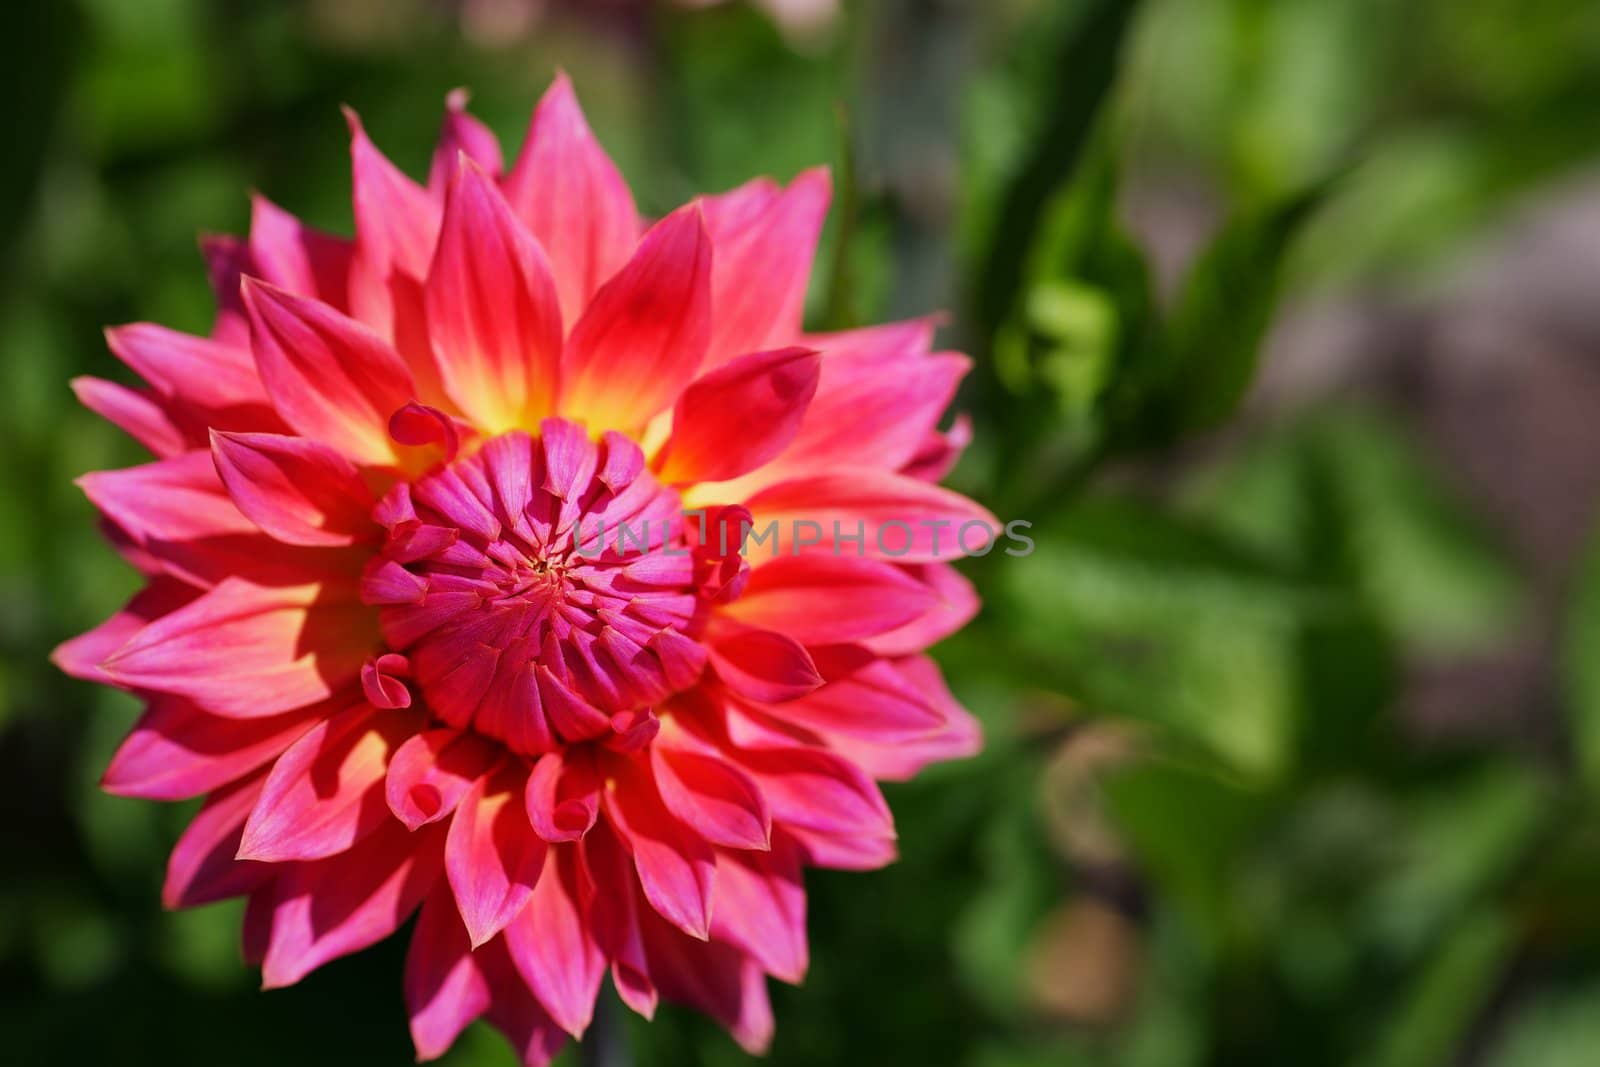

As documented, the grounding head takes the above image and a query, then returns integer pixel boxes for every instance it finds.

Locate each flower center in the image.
[359,419,716,755]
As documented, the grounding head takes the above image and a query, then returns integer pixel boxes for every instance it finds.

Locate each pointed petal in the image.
[427,89,504,197]
[504,846,605,1037]
[581,824,658,1019]
[238,702,425,861]
[560,206,712,434]
[447,765,548,946]
[70,376,188,457]
[736,743,894,839]
[426,159,562,431]
[212,431,377,546]
[249,193,353,310]
[243,278,417,466]
[650,743,771,851]
[860,561,979,656]
[104,323,280,432]
[602,759,715,941]
[658,347,820,484]
[744,469,999,562]
[52,577,200,685]
[641,918,774,1054]
[478,939,571,1067]
[405,885,492,1062]
[524,749,601,843]
[781,351,969,475]
[720,554,936,645]
[103,696,322,801]
[700,168,830,368]
[707,625,823,703]
[503,73,638,325]
[162,770,274,908]
[100,578,377,718]
[711,839,808,983]
[259,818,446,988]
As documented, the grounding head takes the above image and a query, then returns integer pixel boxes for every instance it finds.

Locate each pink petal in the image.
[211,431,377,547]
[77,451,302,589]
[386,727,500,830]
[707,625,823,703]
[804,316,938,361]
[478,939,571,1067]
[711,839,808,984]
[580,824,658,1018]
[52,577,200,685]
[70,376,188,457]
[100,577,378,718]
[504,846,605,1037]
[162,770,274,908]
[502,73,638,326]
[447,764,548,946]
[243,278,418,466]
[650,743,771,851]
[658,346,820,484]
[641,917,774,1055]
[248,193,353,311]
[560,205,712,434]
[104,323,281,433]
[524,748,601,843]
[405,885,491,1062]
[258,818,446,988]
[744,469,999,562]
[427,89,504,197]
[603,758,715,941]
[425,158,562,431]
[781,351,969,475]
[199,232,254,347]
[699,168,831,368]
[860,561,979,655]
[735,743,894,839]
[238,701,425,861]
[743,651,946,742]
[785,824,898,871]
[720,554,936,645]
[103,695,322,801]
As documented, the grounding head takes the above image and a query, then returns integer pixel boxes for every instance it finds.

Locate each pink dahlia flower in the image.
[57,76,986,1063]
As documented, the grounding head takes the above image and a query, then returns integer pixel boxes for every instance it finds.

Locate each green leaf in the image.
[1162,178,1333,433]
[1565,518,1600,788]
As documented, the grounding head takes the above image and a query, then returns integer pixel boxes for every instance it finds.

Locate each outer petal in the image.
[504,846,605,1038]
[77,451,301,589]
[52,577,200,685]
[427,89,504,197]
[102,696,322,801]
[657,347,820,484]
[641,918,775,1055]
[719,554,937,645]
[479,939,571,1067]
[560,206,712,434]
[162,770,274,908]
[744,469,999,562]
[211,431,377,547]
[447,764,548,946]
[248,193,353,311]
[100,578,378,718]
[258,818,446,988]
[425,159,562,432]
[707,625,824,704]
[860,562,979,656]
[650,742,771,851]
[742,651,946,742]
[406,884,492,1062]
[711,840,808,984]
[733,742,895,840]
[104,323,281,434]
[70,376,188,458]
[243,279,417,466]
[503,72,638,326]
[699,169,831,368]
[237,701,425,862]
[603,758,715,941]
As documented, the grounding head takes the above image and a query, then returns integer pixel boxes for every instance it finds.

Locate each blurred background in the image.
[6,0,1600,1063]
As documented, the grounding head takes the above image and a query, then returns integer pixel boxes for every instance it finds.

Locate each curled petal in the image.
[385,727,500,830]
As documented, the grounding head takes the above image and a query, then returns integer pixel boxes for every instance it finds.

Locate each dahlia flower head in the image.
[56,76,987,1063]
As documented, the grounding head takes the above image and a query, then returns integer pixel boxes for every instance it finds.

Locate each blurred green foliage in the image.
[7,1,1600,1065]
